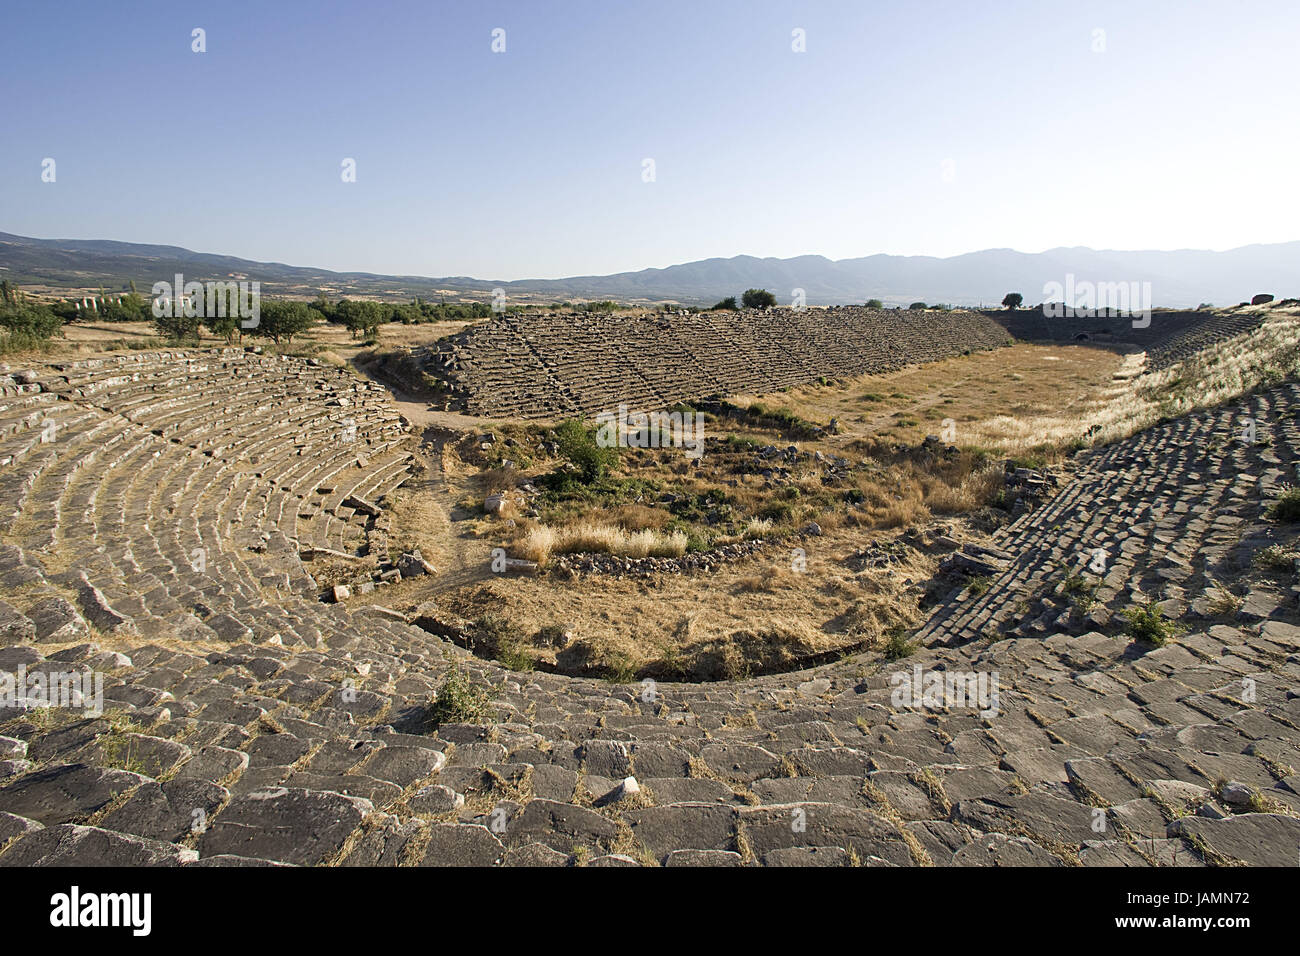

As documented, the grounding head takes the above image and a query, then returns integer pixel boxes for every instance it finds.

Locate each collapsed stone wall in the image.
[423,307,1012,419]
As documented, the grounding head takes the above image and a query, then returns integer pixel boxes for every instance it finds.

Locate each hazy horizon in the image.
[9,228,1300,284]
[4,0,1298,280]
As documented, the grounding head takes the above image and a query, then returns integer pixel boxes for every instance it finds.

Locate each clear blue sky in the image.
[3,0,1297,280]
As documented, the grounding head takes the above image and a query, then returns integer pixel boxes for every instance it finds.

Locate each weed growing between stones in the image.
[882,628,916,661]
[469,615,535,672]
[426,667,490,727]
[1253,544,1297,573]
[1268,487,1300,522]
[1121,601,1185,647]
[1202,583,1243,617]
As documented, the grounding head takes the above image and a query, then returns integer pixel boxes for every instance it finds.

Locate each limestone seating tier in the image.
[425,307,1012,419]
[0,350,1297,866]
[984,309,1267,371]
[0,349,412,647]
[916,383,1300,648]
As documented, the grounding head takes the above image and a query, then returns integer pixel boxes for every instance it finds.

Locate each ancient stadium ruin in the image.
[0,305,1298,867]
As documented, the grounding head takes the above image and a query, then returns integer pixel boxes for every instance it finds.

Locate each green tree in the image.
[0,283,64,343]
[50,299,81,323]
[103,292,148,322]
[205,313,243,344]
[742,288,777,309]
[908,301,928,310]
[152,307,202,343]
[310,294,333,319]
[334,299,386,339]
[711,296,738,311]
[0,299,63,339]
[1001,292,1023,310]
[865,299,883,308]
[254,300,317,346]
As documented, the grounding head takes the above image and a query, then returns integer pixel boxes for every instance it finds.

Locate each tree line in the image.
[0,280,501,349]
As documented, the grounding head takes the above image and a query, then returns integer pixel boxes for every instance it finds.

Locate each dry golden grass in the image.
[422,515,945,680]
[385,483,448,565]
[916,462,1005,514]
[953,315,1300,452]
[1090,316,1300,445]
[669,616,834,681]
[733,342,1123,453]
[609,504,671,532]
[511,521,689,565]
[734,566,796,593]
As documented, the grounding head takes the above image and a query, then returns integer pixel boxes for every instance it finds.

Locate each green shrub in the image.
[1061,572,1089,595]
[1006,451,1048,471]
[1122,601,1184,647]
[1253,544,1296,573]
[1268,488,1300,522]
[470,615,534,670]
[426,667,490,726]
[554,418,619,484]
[758,501,796,524]
[532,624,568,647]
[0,300,63,340]
[882,629,916,660]
[0,331,57,356]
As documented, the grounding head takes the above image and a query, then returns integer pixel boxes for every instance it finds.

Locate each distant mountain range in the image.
[1,231,1295,308]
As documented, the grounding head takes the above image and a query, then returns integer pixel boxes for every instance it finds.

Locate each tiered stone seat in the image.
[0,351,412,644]
[1,343,1298,867]
[984,308,1267,370]
[916,382,1300,648]
[428,307,1013,419]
